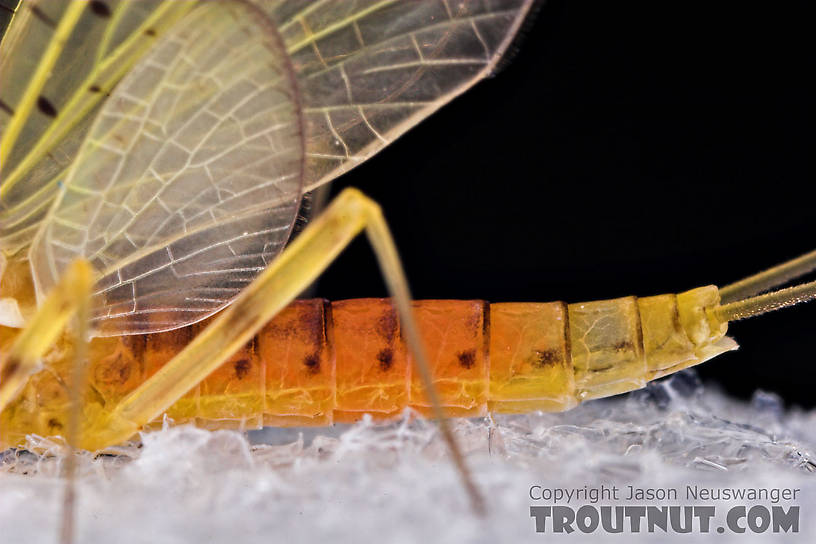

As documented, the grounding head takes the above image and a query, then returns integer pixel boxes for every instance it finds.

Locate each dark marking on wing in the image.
[90,1,112,18]
[457,349,476,369]
[29,4,56,28]
[0,99,14,115]
[37,96,57,117]
[376,349,394,372]
[233,359,251,380]
[145,28,157,37]
[303,353,320,374]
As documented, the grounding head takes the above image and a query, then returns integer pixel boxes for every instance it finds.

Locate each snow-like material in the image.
[1,372,813,543]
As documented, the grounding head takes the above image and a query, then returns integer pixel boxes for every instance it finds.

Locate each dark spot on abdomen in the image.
[299,307,326,348]
[48,418,63,431]
[530,349,561,369]
[145,28,157,37]
[375,309,398,343]
[233,359,251,380]
[457,350,476,369]
[613,341,634,352]
[376,349,394,372]
[303,353,320,374]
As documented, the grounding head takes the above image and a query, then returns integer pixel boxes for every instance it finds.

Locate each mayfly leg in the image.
[85,187,486,515]
[59,270,91,544]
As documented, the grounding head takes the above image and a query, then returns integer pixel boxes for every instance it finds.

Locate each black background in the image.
[312,1,814,407]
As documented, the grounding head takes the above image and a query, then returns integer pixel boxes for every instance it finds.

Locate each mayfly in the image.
[0,0,815,524]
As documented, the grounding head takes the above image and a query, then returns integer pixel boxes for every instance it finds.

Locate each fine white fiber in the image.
[1,371,814,543]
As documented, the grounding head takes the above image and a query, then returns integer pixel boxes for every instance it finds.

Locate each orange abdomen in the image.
[82,289,730,429]
[84,298,573,427]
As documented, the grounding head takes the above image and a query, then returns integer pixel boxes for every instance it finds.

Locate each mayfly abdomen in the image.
[0,288,738,445]
[566,287,734,402]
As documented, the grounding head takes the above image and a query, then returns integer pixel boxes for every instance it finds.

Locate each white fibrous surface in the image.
[1,371,814,543]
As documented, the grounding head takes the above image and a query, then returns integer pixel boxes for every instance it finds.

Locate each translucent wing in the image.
[3,0,532,337]
[264,0,535,189]
[25,2,303,334]
[0,0,193,252]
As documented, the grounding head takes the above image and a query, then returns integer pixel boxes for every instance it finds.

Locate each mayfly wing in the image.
[26,1,304,335]
[0,0,193,253]
[265,0,536,190]
[5,0,534,337]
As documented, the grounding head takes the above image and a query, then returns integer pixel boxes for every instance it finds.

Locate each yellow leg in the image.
[0,259,93,413]
[59,278,91,544]
[84,188,485,514]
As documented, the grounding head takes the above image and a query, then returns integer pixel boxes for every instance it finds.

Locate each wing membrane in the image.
[4,0,532,336]
[264,0,535,189]
[0,0,192,253]
[28,2,303,335]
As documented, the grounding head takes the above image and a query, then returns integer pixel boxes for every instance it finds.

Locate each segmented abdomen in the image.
[81,289,731,429]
